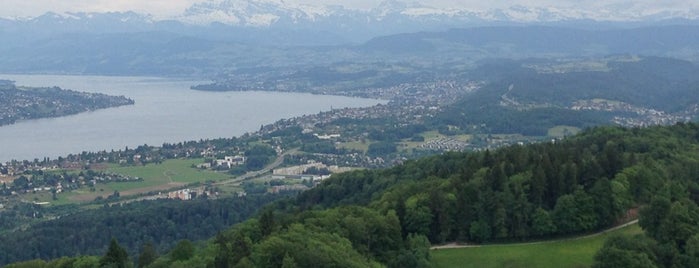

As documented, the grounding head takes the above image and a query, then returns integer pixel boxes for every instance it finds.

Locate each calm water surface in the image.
[0,75,382,162]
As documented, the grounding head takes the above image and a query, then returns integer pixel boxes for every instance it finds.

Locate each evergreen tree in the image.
[214,233,232,268]
[281,253,297,268]
[230,231,253,265]
[137,241,157,268]
[170,240,195,262]
[100,238,129,268]
[593,235,657,268]
[259,209,275,237]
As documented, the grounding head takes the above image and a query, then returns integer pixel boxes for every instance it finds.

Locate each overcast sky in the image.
[1,0,696,19]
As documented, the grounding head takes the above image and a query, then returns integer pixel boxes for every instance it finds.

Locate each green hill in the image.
[433,57,699,136]
[158,123,699,267]
[7,123,699,267]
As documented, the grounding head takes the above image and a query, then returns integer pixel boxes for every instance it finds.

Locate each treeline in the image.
[594,194,699,267]
[593,155,699,266]
[4,207,429,268]
[0,193,290,266]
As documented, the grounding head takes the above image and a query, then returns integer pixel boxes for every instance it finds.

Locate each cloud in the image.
[1,0,696,19]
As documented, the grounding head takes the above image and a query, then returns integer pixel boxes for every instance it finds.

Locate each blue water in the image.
[0,75,382,162]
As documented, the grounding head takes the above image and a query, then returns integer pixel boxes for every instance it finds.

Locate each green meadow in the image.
[106,158,231,185]
[432,224,642,268]
[31,159,234,204]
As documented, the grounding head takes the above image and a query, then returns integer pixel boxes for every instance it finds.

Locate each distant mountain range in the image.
[2,0,699,76]
[2,0,699,45]
[178,0,699,26]
[361,25,699,56]
[2,24,699,76]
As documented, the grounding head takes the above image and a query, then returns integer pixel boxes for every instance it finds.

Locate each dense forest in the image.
[0,193,291,266]
[6,123,699,267]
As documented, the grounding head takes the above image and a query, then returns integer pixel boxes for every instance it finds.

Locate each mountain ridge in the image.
[3,0,699,44]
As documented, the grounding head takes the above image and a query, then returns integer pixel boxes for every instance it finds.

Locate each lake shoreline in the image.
[0,74,383,163]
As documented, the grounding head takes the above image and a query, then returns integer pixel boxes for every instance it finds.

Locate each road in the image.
[215,148,298,185]
[431,219,639,250]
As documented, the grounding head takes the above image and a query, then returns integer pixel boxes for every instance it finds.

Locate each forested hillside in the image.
[434,57,699,136]
[0,194,290,266]
[225,123,698,267]
[8,123,699,267]
[298,123,699,244]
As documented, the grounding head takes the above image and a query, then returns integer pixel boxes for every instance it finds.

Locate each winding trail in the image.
[431,219,639,250]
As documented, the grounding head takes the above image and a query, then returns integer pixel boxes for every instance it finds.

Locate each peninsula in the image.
[0,79,134,126]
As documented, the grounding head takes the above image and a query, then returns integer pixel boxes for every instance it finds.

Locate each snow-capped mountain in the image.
[23,11,154,30]
[1,0,699,77]
[179,0,338,26]
[0,11,159,39]
[3,0,699,29]
[177,0,699,27]
[2,0,699,47]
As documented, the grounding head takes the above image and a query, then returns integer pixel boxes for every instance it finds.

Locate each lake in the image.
[0,75,383,162]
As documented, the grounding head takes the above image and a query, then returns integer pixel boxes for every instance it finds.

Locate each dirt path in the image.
[431,219,639,250]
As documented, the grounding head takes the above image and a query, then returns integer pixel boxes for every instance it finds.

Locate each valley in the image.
[2,2,699,267]
[1,57,699,268]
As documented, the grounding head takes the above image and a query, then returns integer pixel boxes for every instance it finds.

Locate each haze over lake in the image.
[0,75,383,162]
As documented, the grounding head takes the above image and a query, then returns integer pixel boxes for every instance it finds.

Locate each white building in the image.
[215,155,246,169]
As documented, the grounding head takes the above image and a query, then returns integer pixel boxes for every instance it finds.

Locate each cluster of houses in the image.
[197,155,247,170]
[313,133,341,140]
[271,161,351,182]
[216,155,246,169]
[417,137,470,151]
[166,187,214,201]
[571,99,691,127]
[269,184,309,194]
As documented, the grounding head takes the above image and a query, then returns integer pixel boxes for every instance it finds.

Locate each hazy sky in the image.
[1,0,695,19]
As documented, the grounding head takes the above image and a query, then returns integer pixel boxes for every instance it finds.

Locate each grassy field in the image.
[421,130,446,140]
[338,141,370,153]
[24,191,75,206]
[107,158,231,185]
[432,224,642,268]
[31,159,234,204]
